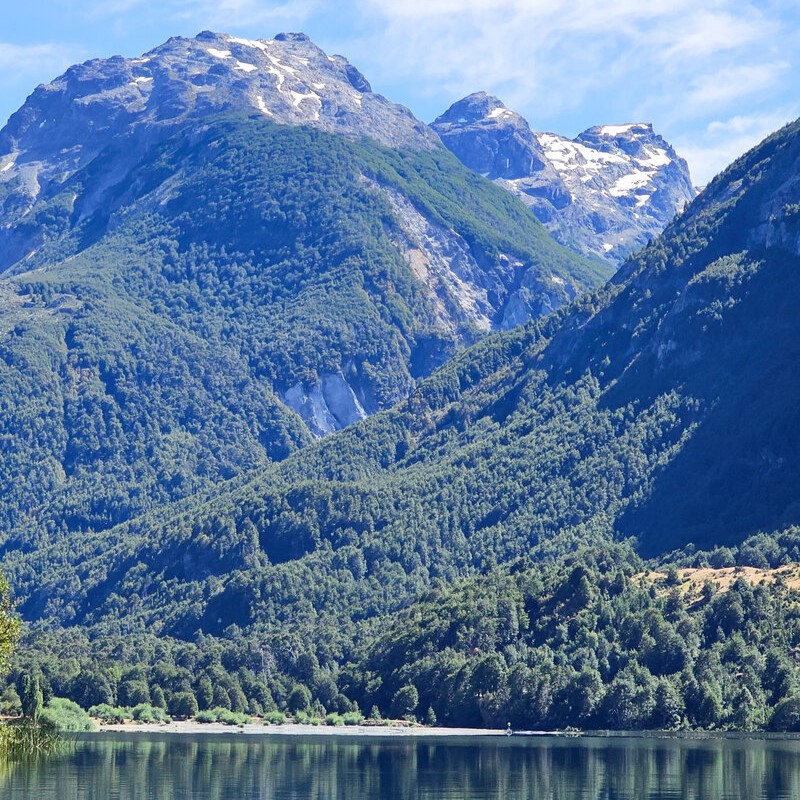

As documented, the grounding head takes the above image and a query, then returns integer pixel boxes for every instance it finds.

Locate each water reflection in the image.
[2,732,800,799]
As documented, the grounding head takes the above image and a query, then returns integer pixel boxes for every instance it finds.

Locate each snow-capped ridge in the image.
[432,94,696,264]
[0,31,438,200]
[0,30,438,229]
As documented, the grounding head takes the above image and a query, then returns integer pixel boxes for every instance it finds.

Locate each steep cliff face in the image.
[432,93,696,264]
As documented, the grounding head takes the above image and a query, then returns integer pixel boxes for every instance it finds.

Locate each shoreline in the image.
[93,720,508,736]
[88,721,800,741]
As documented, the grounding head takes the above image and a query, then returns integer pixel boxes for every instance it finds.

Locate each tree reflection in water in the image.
[2,733,800,799]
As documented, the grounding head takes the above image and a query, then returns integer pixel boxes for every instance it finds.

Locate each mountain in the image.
[5,33,800,734]
[8,113,800,643]
[431,92,696,263]
[0,33,607,542]
[0,30,438,251]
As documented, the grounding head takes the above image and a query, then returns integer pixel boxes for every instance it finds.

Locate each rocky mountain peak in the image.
[0,31,437,230]
[2,31,425,153]
[431,93,558,186]
[433,97,696,264]
[434,92,518,127]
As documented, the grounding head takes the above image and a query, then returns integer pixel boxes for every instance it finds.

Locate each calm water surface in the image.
[3,731,800,799]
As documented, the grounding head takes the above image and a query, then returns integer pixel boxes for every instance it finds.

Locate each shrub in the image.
[342,711,363,726]
[216,708,251,726]
[195,707,250,725]
[325,713,344,726]
[263,710,286,725]
[89,704,128,724]
[131,704,169,723]
[40,698,95,732]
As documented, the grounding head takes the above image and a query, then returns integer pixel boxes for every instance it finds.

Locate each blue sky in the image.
[2,0,799,185]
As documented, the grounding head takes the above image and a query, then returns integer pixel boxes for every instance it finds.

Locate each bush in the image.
[325,713,344,726]
[195,707,250,725]
[263,710,286,725]
[216,708,251,726]
[131,704,169,723]
[40,698,95,732]
[342,711,363,726]
[89,704,128,724]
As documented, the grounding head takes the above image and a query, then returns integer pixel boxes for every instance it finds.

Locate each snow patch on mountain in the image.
[598,123,645,137]
[432,93,696,264]
[228,36,271,51]
[0,30,439,239]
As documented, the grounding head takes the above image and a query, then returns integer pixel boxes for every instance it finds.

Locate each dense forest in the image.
[3,97,800,732]
[0,114,604,551]
[7,530,800,732]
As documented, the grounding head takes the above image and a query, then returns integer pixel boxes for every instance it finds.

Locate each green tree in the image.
[212,684,232,710]
[20,674,44,721]
[769,694,800,732]
[71,671,115,709]
[170,691,199,719]
[118,679,150,707]
[287,684,312,714]
[196,676,214,710]
[391,684,419,721]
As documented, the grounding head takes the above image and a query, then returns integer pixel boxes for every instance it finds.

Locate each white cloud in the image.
[334,0,799,183]
[655,10,772,61]
[0,42,80,73]
[674,110,799,186]
[343,0,786,117]
[686,62,789,111]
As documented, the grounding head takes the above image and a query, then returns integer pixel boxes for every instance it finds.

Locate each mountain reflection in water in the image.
[2,732,800,799]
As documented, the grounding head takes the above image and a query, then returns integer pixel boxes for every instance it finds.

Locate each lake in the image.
[2,731,800,798]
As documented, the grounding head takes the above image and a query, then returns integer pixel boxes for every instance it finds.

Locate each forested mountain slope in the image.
[7,117,800,650]
[0,34,605,546]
